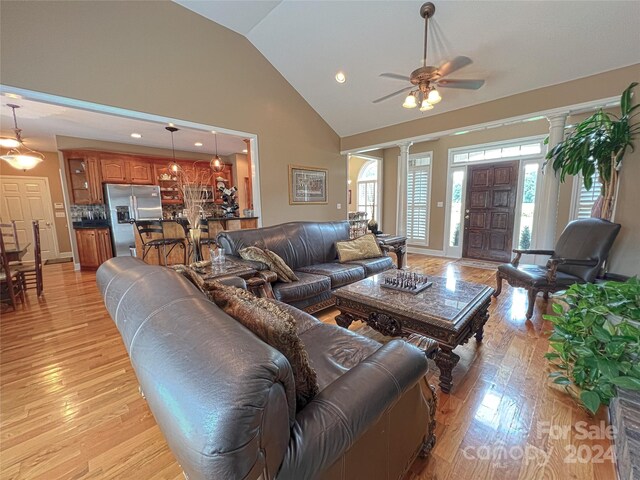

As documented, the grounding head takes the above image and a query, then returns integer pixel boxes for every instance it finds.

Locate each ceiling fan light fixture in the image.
[419,99,434,111]
[1,104,45,171]
[427,88,441,104]
[403,93,418,109]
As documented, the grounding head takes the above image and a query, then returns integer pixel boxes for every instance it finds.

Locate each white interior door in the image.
[0,176,59,261]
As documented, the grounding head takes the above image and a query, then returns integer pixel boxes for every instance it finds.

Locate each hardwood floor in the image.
[1,255,615,479]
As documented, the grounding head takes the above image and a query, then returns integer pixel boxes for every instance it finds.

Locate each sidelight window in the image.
[407,155,431,244]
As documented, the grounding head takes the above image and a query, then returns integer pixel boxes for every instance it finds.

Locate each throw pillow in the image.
[208,281,319,410]
[264,249,299,282]
[239,246,295,283]
[336,233,383,263]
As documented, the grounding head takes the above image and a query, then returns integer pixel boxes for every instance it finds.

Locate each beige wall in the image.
[342,64,640,151]
[0,151,72,254]
[1,1,343,227]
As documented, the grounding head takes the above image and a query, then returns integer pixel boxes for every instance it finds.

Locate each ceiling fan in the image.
[373,2,485,111]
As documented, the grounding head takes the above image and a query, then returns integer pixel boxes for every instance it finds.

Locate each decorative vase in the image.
[190,227,202,263]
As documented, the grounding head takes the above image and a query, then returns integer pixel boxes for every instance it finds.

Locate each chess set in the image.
[380,270,432,294]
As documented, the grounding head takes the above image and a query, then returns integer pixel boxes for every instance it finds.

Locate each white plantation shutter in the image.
[406,156,431,244]
[576,173,602,219]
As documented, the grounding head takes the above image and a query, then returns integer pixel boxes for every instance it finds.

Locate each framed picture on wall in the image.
[288,165,328,204]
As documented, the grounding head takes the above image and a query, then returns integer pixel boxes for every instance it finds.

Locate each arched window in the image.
[357,161,378,222]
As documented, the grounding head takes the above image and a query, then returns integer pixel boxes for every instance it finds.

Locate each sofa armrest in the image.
[216,275,247,289]
[277,339,428,479]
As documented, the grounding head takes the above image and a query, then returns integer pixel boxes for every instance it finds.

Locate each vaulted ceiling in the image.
[175,0,640,137]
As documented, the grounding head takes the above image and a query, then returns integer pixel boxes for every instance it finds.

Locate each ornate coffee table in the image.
[333,273,494,393]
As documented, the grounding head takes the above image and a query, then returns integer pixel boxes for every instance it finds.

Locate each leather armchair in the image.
[97,257,435,480]
[493,218,621,319]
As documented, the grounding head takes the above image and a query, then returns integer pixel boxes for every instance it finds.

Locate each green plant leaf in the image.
[580,390,601,415]
[610,376,640,391]
[592,325,612,343]
[596,358,619,379]
[552,303,564,314]
[553,377,571,385]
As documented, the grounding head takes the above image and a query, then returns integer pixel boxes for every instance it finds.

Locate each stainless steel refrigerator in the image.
[104,184,163,257]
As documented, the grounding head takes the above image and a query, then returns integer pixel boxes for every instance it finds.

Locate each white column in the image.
[396,142,412,236]
[535,113,568,251]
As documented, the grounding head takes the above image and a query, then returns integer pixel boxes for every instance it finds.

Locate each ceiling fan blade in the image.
[436,79,485,90]
[437,56,473,78]
[379,73,411,81]
[372,86,413,104]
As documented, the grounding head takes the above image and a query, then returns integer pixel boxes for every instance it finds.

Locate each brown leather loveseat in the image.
[217,221,394,313]
[97,257,436,480]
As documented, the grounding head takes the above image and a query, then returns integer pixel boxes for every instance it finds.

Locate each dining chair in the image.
[0,220,20,251]
[493,218,621,320]
[15,221,44,297]
[0,230,25,311]
[135,220,186,265]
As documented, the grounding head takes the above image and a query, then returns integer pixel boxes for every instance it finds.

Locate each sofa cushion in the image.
[239,246,294,283]
[347,256,394,276]
[299,323,381,390]
[336,233,383,262]
[265,249,299,282]
[296,262,365,288]
[209,282,319,410]
[273,271,331,304]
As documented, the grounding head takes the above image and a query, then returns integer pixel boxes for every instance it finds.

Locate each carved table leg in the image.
[396,245,406,269]
[475,325,484,343]
[335,312,355,329]
[434,347,460,394]
[493,271,503,297]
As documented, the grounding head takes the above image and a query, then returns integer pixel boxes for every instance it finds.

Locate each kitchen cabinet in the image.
[128,159,153,184]
[101,155,153,185]
[75,227,113,270]
[63,151,103,204]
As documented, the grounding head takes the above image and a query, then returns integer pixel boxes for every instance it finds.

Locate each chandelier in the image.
[0,104,45,171]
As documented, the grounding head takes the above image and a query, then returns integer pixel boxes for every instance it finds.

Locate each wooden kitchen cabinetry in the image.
[101,154,153,184]
[75,227,113,270]
[63,151,103,204]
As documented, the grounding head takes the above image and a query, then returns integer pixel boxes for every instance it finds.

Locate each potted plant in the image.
[544,278,640,415]
[545,82,639,220]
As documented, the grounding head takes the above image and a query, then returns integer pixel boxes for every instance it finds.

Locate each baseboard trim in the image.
[74,263,81,271]
[406,246,446,257]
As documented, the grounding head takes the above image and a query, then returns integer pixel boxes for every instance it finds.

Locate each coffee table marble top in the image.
[333,273,494,332]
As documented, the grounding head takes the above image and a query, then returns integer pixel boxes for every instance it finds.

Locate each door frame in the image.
[0,174,61,260]
[443,135,546,259]
[348,153,384,228]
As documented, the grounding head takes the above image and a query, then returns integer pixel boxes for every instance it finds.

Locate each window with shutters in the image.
[406,155,431,245]
[571,172,602,220]
[357,161,378,221]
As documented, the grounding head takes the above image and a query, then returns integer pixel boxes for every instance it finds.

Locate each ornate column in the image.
[535,113,568,251]
[396,142,412,237]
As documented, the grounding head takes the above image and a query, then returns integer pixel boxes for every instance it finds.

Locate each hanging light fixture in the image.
[0,104,45,171]
[402,92,418,109]
[165,126,180,172]
[419,98,434,111]
[210,132,224,173]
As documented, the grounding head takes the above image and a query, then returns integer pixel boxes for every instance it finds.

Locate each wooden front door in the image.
[462,161,519,262]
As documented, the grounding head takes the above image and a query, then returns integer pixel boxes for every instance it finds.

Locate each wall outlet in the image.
[437,201,444,208]
[337,203,342,210]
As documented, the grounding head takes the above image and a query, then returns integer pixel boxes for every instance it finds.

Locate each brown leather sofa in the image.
[217,221,394,313]
[97,257,436,480]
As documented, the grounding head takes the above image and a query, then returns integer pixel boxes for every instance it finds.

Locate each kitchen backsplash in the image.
[70,204,107,222]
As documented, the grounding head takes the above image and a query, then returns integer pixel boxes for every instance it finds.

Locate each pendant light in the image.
[0,104,45,171]
[210,132,224,173]
[165,126,180,172]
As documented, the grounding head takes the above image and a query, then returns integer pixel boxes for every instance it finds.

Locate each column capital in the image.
[546,112,569,128]
[398,142,413,153]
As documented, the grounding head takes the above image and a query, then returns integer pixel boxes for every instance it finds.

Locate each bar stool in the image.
[135,220,186,266]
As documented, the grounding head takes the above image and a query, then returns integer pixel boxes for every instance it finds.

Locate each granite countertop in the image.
[72,221,110,229]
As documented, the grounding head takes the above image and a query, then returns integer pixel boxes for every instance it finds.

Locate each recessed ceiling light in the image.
[194,142,203,147]
[211,130,217,134]
[168,123,175,127]
[4,93,22,99]
[335,71,346,84]
[131,133,142,138]
[242,149,248,153]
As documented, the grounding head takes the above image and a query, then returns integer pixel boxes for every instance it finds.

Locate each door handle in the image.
[464,215,470,219]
